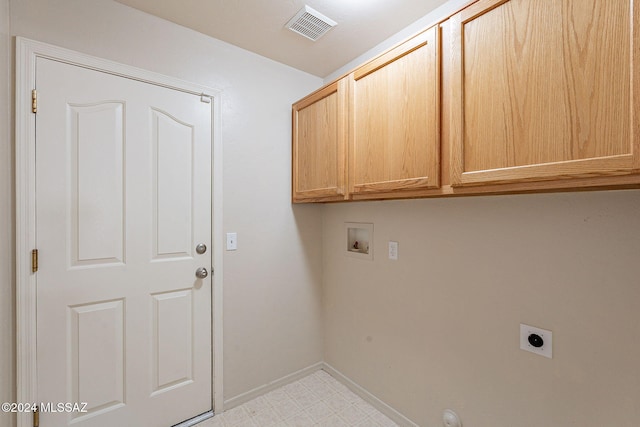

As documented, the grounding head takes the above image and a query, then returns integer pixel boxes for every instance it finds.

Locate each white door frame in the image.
[15,37,224,427]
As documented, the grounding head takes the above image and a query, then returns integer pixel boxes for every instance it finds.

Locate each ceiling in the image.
[114,0,449,77]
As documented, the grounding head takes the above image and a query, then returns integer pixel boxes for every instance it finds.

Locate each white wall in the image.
[1,1,15,427]
[3,0,324,422]
[324,0,471,82]
[323,190,640,426]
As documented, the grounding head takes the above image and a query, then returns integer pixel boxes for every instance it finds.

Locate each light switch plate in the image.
[226,232,237,251]
[388,241,398,260]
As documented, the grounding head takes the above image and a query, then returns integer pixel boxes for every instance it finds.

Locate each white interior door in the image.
[35,57,212,426]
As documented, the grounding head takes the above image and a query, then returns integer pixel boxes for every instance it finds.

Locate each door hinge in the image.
[32,90,38,113]
[32,249,38,273]
[33,407,39,427]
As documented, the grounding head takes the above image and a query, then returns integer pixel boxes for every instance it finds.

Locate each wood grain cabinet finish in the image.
[449,0,640,187]
[292,79,348,202]
[349,26,440,197]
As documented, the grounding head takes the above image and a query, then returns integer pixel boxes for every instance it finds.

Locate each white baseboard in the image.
[223,361,324,410]
[222,361,418,427]
[321,362,419,427]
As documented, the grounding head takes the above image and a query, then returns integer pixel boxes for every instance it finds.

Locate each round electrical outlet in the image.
[528,333,544,348]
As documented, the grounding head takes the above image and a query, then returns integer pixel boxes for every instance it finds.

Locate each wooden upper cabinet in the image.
[292,79,347,202]
[450,0,640,186]
[349,26,440,197]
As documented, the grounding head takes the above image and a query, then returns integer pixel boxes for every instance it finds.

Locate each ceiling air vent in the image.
[285,5,337,41]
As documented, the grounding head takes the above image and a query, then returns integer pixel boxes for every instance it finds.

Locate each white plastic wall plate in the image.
[388,241,398,260]
[226,232,237,251]
[520,323,552,358]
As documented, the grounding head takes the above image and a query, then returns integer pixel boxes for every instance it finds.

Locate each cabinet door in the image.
[350,26,440,197]
[450,0,640,186]
[292,79,347,202]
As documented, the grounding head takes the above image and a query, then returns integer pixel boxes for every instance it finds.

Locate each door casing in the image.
[15,37,225,427]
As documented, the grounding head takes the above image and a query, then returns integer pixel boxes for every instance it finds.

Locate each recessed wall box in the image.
[345,222,373,260]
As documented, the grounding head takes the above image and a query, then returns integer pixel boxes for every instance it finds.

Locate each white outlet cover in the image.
[520,323,552,358]
[388,241,398,260]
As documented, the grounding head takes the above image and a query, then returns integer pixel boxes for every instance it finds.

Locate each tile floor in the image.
[197,369,399,427]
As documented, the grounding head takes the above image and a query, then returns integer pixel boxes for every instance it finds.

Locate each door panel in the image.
[450,0,637,186]
[70,102,125,266]
[36,57,212,427]
[349,26,440,196]
[292,79,348,202]
[152,108,194,259]
[151,289,194,394]
[70,299,125,416]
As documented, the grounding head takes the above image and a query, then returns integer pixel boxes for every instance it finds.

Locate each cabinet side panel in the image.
[440,21,451,187]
